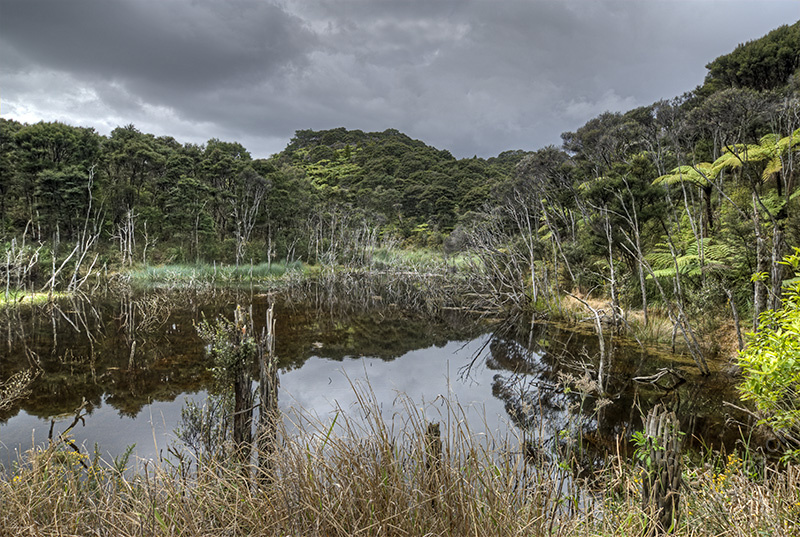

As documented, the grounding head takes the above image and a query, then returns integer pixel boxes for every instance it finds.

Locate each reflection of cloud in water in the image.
[0,393,201,469]
[279,335,522,441]
[278,332,595,462]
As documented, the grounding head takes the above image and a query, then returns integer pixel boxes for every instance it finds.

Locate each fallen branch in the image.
[633,368,686,391]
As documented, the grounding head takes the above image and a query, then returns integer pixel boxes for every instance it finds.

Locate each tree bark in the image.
[258,304,279,486]
[642,404,682,536]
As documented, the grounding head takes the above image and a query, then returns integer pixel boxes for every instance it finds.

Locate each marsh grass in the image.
[3,385,799,536]
[125,261,304,287]
[0,290,66,309]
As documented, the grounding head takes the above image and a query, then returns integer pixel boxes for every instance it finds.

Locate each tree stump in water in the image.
[257,304,280,487]
[425,421,442,509]
[232,306,254,466]
[641,404,682,535]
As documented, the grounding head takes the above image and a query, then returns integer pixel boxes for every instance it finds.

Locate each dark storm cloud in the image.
[271,0,800,156]
[1,0,797,158]
[0,0,313,90]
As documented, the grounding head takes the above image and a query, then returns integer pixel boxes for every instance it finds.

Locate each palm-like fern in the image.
[653,163,718,188]
[653,163,719,233]
[646,237,735,280]
[713,128,800,181]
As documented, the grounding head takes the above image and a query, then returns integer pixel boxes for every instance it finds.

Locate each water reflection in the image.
[0,290,751,469]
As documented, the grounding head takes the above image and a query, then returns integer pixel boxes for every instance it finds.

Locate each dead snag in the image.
[641,404,683,535]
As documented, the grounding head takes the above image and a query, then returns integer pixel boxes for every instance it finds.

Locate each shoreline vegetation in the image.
[2,386,799,536]
[1,255,774,535]
[0,252,741,361]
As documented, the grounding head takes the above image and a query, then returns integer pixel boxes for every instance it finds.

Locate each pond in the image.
[0,287,753,470]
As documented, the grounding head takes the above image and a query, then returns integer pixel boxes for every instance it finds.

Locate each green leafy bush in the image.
[738,249,800,459]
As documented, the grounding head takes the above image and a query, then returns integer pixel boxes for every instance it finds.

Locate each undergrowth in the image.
[2,388,798,536]
[124,260,304,287]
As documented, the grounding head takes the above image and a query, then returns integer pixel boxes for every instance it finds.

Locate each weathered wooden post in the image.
[424,421,442,509]
[232,306,254,465]
[641,404,682,535]
[257,303,279,486]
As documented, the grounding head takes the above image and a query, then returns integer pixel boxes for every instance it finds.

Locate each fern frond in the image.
[712,151,743,172]
[645,237,736,279]
[778,128,800,153]
[760,133,782,148]
[653,164,714,187]
[759,190,787,215]
[647,268,676,280]
[749,147,773,162]
[671,165,697,175]
[762,157,783,180]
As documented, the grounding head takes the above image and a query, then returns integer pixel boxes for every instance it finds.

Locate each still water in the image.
[0,288,747,469]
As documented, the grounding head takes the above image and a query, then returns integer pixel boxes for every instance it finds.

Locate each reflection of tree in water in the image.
[0,289,227,420]
[491,374,567,430]
[2,290,754,455]
[481,334,594,460]
[272,305,482,369]
[470,316,758,465]
[1,290,489,421]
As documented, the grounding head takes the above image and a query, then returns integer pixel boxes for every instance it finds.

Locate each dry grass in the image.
[2,390,799,536]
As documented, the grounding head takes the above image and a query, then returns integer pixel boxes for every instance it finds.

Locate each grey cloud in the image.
[0,0,314,90]
[1,0,797,159]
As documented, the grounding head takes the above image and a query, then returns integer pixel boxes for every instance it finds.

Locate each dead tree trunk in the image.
[724,287,745,351]
[233,370,253,464]
[566,292,606,392]
[257,304,279,486]
[753,193,769,329]
[232,306,254,465]
[641,404,682,535]
[602,206,620,333]
[424,421,443,510]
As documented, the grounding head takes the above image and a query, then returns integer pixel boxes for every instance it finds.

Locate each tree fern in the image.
[653,163,717,188]
[713,128,800,181]
[646,237,736,280]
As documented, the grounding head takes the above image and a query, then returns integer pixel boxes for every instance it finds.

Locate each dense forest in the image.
[2,21,800,353]
[0,119,518,262]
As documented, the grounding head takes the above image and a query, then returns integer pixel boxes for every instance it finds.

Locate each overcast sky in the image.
[1,1,797,159]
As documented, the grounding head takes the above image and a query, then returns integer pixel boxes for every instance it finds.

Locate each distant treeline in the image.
[0,118,529,264]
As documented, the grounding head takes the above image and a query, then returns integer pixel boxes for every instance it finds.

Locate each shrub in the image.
[738,249,800,459]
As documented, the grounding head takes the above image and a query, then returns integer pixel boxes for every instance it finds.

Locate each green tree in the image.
[105,125,168,217]
[163,175,214,262]
[703,22,800,93]
[0,118,23,228]
[654,163,717,236]
[199,138,251,243]
[14,121,101,239]
[713,127,800,312]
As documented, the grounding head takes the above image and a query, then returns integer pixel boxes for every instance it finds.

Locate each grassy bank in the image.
[2,392,798,536]
[123,260,304,287]
[0,290,66,309]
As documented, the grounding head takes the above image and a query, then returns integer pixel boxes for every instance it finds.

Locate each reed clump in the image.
[2,392,799,536]
[125,261,303,288]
